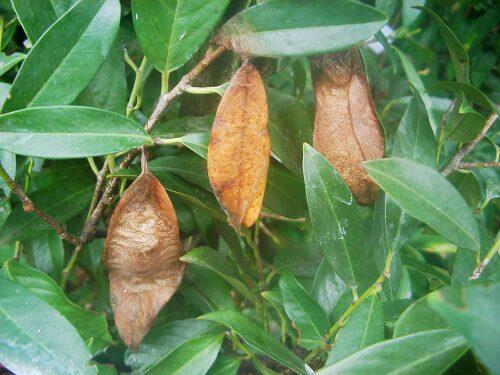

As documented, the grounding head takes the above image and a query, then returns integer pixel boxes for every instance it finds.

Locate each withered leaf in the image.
[207,61,270,231]
[311,47,384,205]
[104,171,184,349]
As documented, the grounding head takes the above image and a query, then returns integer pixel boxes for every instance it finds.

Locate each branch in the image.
[441,112,499,176]
[458,161,500,169]
[79,45,225,243]
[470,236,500,280]
[0,164,80,245]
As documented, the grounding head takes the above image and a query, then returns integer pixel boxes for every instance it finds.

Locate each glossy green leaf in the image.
[279,272,329,350]
[447,107,485,143]
[179,132,210,159]
[0,52,25,77]
[3,0,120,112]
[187,265,235,311]
[428,282,500,375]
[392,90,436,167]
[402,0,424,26]
[0,275,97,375]
[24,230,64,281]
[401,254,449,284]
[364,158,480,250]
[125,319,219,371]
[200,310,307,375]
[312,259,347,318]
[207,356,241,375]
[0,106,150,158]
[11,0,77,43]
[303,144,377,291]
[326,295,384,364]
[3,260,112,354]
[143,334,223,375]
[132,0,230,73]
[395,48,437,132]
[0,174,93,243]
[216,0,386,57]
[180,247,260,305]
[393,296,448,337]
[448,171,481,208]
[75,36,127,115]
[267,88,312,176]
[432,81,497,114]
[318,330,468,375]
[0,149,15,194]
[416,6,469,83]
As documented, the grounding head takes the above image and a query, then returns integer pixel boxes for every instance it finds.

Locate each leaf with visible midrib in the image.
[11,0,78,43]
[318,330,468,375]
[216,0,387,57]
[143,334,223,375]
[3,260,113,355]
[303,144,377,291]
[132,0,230,73]
[364,158,480,250]
[0,275,97,375]
[279,272,330,350]
[200,310,307,375]
[3,0,120,112]
[0,106,150,158]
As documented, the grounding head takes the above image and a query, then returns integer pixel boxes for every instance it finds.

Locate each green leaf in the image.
[0,52,26,77]
[432,81,497,114]
[75,36,127,115]
[24,230,64,281]
[187,265,235,311]
[180,247,260,306]
[207,356,241,375]
[364,158,480,250]
[415,6,469,83]
[318,330,468,375]
[402,0,424,26]
[132,0,230,73]
[392,90,436,167]
[3,260,112,354]
[0,149,15,195]
[326,295,384,364]
[446,106,485,143]
[428,282,500,375]
[179,132,210,159]
[267,88,312,176]
[279,272,329,350]
[0,106,150,158]
[125,319,219,371]
[216,0,386,57]
[11,0,78,43]
[0,275,97,374]
[303,144,377,291]
[200,310,307,375]
[395,48,437,132]
[0,174,93,243]
[393,296,448,337]
[312,258,347,318]
[3,0,120,112]
[143,334,223,375]
[401,254,449,284]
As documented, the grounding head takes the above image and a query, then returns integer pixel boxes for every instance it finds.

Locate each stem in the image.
[260,212,306,223]
[184,83,228,96]
[161,70,170,94]
[459,161,500,169]
[0,164,80,245]
[61,243,83,288]
[441,112,498,176]
[13,241,21,261]
[305,251,395,363]
[0,16,4,52]
[23,157,34,194]
[435,100,454,166]
[245,230,263,279]
[470,235,500,280]
[126,57,148,117]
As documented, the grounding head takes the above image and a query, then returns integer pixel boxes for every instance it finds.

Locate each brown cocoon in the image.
[103,171,184,349]
[207,61,270,232]
[311,47,384,205]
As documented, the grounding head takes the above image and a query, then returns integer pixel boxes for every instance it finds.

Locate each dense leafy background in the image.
[0,0,498,374]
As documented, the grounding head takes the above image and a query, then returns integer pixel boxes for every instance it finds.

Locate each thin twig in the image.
[470,236,500,280]
[458,161,500,169]
[0,164,80,245]
[259,212,306,223]
[441,112,499,176]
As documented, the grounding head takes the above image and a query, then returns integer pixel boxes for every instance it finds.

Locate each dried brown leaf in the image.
[207,61,270,232]
[311,47,384,205]
[103,171,184,349]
